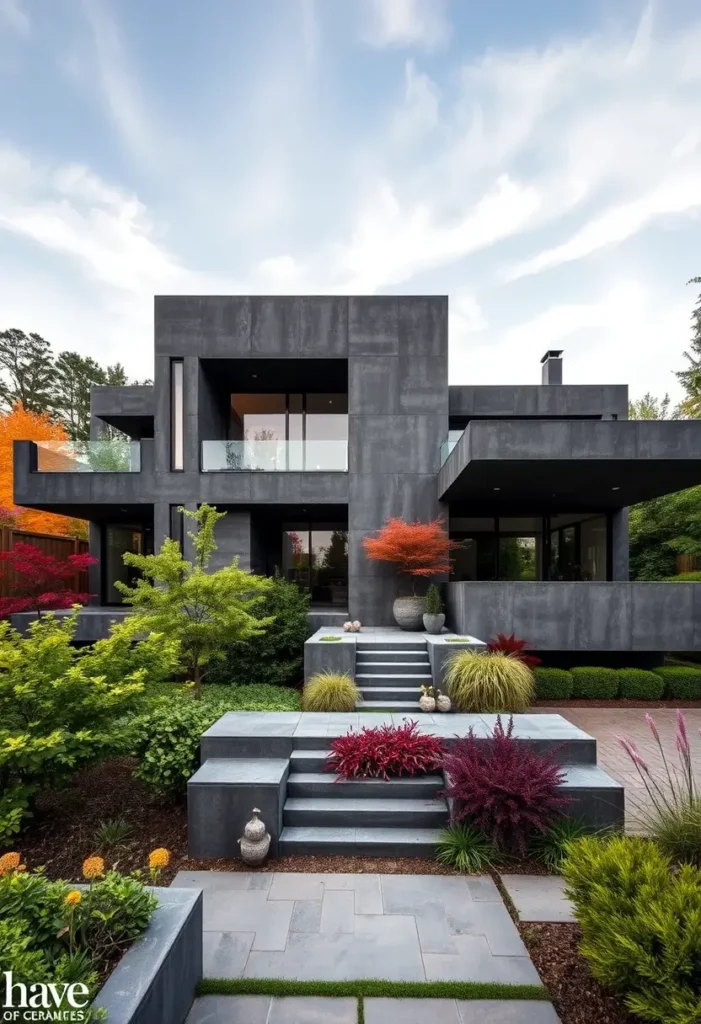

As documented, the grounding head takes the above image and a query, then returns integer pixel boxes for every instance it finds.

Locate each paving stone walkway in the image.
[186,995,561,1023]
[172,871,541,984]
[500,875,575,923]
[537,707,701,829]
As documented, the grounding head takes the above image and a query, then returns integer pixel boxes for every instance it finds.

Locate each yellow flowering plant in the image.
[148,847,170,884]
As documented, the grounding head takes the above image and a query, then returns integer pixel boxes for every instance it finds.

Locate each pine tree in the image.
[0,329,55,413]
[675,277,701,418]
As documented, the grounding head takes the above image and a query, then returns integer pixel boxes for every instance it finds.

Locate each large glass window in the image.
[282,525,348,605]
[104,526,143,604]
[450,514,608,581]
[171,360,184,470]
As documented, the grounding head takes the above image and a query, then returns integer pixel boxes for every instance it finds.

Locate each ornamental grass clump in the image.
[562,835,701,1023]
[617,710,701,864]
[435,824,499,872]
[445,649,534,712]
[328,721,444,780]
[302,672,359,712]
[442,715,569,856]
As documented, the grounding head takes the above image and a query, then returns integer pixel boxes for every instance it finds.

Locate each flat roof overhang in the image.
[439,420,701,511]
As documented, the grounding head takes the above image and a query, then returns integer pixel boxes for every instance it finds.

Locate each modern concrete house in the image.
[13,295,701,654]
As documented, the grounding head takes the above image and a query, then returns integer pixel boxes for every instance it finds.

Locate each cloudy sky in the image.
[1,0,700,401]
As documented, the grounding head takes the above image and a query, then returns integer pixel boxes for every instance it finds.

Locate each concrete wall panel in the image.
[301,296,348,356]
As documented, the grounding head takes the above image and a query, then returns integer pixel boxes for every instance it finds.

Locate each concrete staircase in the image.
[355,640,429,712]
[280,735,446,856]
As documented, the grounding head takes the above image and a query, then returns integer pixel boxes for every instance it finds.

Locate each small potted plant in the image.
[423,584,445,634]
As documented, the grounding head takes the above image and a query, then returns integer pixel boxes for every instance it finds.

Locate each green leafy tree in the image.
[0,613,177,842]
[0,329,55,414]
[628,392,671,420]
[116,504,274,695]
[630,487,701,579]
[207,573,310,687]
[676,277,701,418]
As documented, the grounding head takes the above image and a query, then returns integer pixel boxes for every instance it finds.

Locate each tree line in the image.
[0,329,151,442]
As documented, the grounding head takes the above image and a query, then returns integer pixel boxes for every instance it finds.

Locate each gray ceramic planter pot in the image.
[423,612,445,634]
[393,596,425,631]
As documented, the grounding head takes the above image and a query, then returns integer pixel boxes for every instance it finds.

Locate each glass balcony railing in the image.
[440,438,458,465]
[35,440,141,472]
[201,439,348,472]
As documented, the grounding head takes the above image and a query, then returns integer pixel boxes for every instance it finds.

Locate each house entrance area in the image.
[282,525,348,606]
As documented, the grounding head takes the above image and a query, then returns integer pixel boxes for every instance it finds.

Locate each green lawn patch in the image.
[320,636,343,642]
[198,979,548,1001]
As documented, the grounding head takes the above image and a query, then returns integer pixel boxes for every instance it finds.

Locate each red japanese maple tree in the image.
[362,517,459,591]
[0,542,97,618]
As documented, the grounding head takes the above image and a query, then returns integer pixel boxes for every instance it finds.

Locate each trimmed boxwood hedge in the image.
[616,668,664,700]
[653,666,701,700]
[533,667,573,700]
[570,666,619,699]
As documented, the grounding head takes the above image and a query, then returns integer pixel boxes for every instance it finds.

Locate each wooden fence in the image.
[0,528,90,598]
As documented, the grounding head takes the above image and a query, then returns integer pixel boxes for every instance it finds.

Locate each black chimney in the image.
[541,350,563,385]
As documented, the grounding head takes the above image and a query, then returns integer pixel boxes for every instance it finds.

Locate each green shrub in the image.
[665,571,701,581]
[133,685,301,795]
[424,584,443,615]
[445,650,534,712]
[570,666,618,699]
[0,860,156,995]
[435,824,499,872]
[0,613,176,843]
[206,573,309,687]
[302,673,359,712]
[562,835,701,1023]
[533,667,573,700]
[650,798,701,867]
[529,817,589,872]
[653,665,701,699]
[617,668,664,700]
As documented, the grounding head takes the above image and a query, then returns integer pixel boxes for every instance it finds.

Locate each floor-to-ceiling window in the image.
[228,393,348,471]
[450,514,608,581]
[103,525,143,604]
[282,525,348,605]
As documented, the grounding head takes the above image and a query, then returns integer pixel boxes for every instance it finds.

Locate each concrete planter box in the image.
[91,887,202,1024]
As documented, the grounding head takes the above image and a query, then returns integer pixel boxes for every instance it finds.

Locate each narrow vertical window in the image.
[170,505,184,551]
[171,359,184,470]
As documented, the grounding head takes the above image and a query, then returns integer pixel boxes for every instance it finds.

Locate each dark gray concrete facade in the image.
[11,294,701,649]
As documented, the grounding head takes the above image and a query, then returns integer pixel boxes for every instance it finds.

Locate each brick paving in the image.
[537,707,701,830]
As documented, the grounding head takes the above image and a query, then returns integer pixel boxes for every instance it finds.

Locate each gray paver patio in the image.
[500,875,575,923]
[171,871,542,984]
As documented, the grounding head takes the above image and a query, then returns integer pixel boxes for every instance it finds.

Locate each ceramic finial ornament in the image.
[238,808,271,865]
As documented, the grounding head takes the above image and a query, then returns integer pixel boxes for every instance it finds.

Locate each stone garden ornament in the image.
[238,808,271,865]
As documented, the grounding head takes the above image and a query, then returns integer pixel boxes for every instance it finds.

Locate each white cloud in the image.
[0,0,28,34]
[391,60,440,144]
[361,0,450,50]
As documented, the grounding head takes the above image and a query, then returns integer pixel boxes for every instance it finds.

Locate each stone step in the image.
[356,642,427,652]
[356,650,430,663]
[358,686,420,702]
[354,700,420,713]
[355,661,430,674]
[557,763,625,831]
[279,826,442,857]
[287,772,445,800]
[356,673,432,683]
[283,796,449,828]
[290,749,332,773]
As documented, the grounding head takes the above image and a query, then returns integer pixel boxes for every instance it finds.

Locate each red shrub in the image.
[328,721,444,780]
[442,716,569,855]
[487,632,541,668]
[0,542,96,618]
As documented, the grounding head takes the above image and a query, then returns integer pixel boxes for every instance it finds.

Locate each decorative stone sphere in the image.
[343,621,353,631]
[238,808,271,866]
[436,694,452,713]
[351,620,362,631]
[419,693,436,713]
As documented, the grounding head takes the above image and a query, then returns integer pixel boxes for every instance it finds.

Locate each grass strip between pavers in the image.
[197,978,549,1000]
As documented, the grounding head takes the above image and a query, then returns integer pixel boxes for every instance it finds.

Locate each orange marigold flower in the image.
[0,851,21,874]
[148,848,170,870]
[65,890,82,907]
[82,855,105,880]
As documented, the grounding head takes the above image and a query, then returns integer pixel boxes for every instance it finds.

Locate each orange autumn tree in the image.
[362,517,460,593]
[0,403,87,537]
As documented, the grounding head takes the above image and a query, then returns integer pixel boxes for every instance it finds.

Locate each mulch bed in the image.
[16,757,551,883]
[521,922,640,1024]
[534,698,701,709]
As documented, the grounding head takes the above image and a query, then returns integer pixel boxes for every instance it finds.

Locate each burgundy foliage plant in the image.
[487,632,542,669]
[442,715,569,855]
[328,721,445,780]
[0,541,97,618]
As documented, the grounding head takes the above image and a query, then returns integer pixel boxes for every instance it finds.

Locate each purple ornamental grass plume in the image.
[618,711,697,817]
